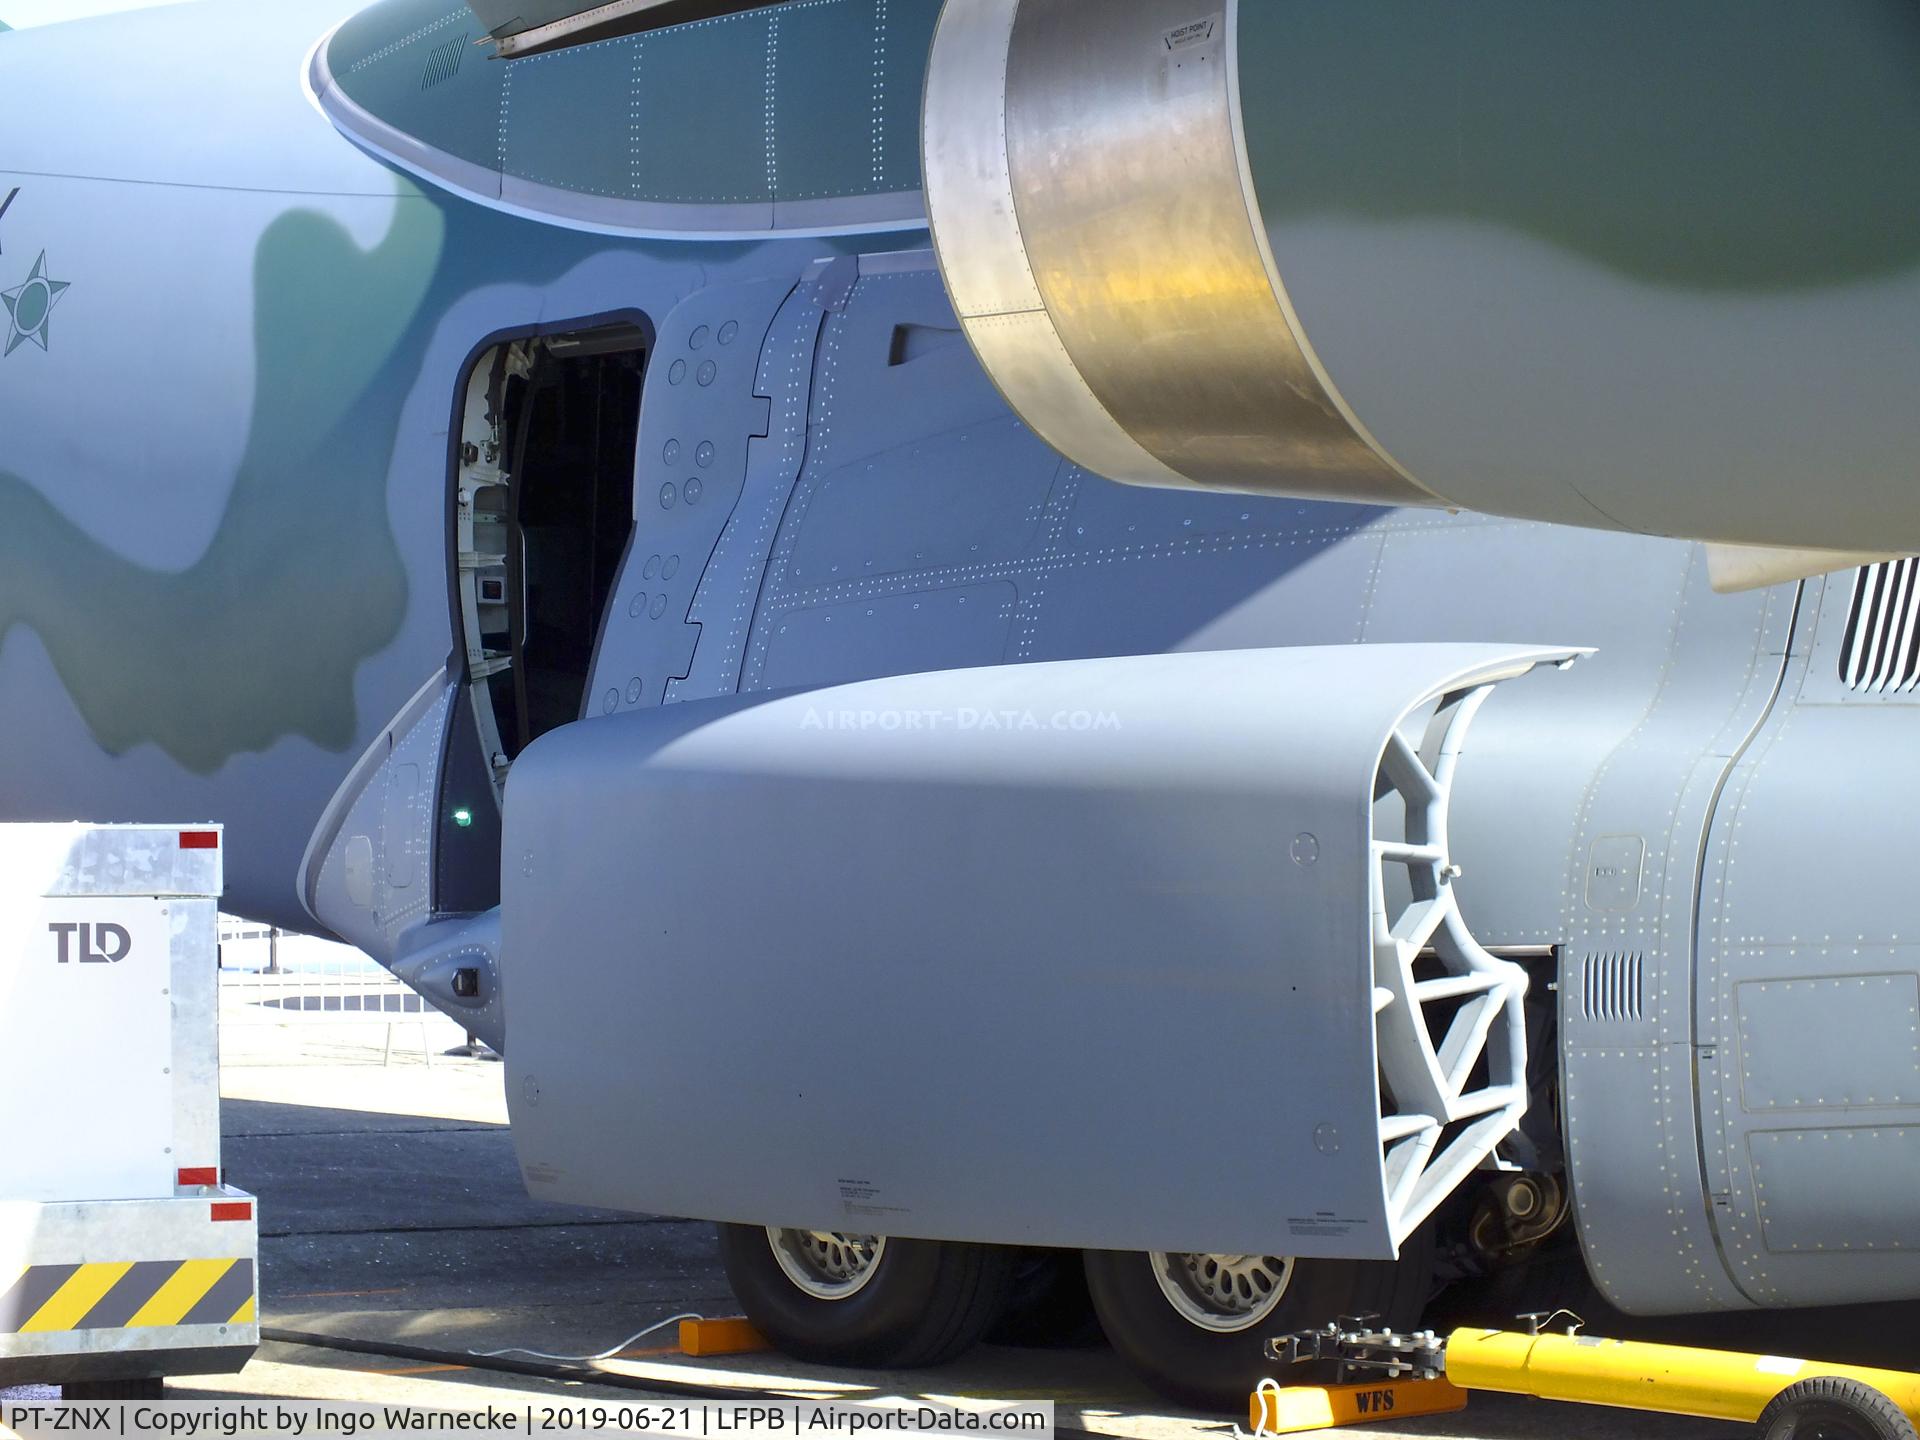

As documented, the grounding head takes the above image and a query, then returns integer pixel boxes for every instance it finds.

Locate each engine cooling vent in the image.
[1840,559,1920,693]
[420,34,468,90]
[1580,951,1645,1022]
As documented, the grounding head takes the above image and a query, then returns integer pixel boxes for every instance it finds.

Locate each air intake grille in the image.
[421,34,468,90]
[1581,951,1644,1022]
[1840,559,1920,693]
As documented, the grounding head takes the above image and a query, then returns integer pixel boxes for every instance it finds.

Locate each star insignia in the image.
[2,251,70,357]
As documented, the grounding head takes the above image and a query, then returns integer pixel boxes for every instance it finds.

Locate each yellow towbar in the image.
[1444,1327,1920,1426]
[1259,1321,1920,1434]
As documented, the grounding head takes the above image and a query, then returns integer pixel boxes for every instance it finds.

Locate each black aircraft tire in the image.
[1083,1228,1435,1414]
[986,1249,1104,1349]
[63,1378,165,1400]
[1756,1377,1919,1440]
[718,1224,1014,1370]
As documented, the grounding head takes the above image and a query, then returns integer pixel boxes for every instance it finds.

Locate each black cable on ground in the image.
[261,1327,742,1401]
[258,1327,1101,1438]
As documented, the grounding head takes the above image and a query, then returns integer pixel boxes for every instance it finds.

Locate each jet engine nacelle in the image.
[923,0,1920,555]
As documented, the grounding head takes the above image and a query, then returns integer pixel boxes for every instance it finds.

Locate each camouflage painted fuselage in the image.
[7,0,1920,1324]
[0,0,912,921]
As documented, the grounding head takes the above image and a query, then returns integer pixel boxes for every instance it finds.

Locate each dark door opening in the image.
[455,321,648,785]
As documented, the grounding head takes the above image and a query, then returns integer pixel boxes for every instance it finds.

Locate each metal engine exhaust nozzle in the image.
[922,0,1920,554]
[499,643,1581,1257]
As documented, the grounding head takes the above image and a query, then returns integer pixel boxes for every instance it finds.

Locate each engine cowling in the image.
[922,0,1920,553]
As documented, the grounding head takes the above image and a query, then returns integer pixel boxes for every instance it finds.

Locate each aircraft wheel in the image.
[1757,1377,1919,1440]
[718,1224,1014,1368]
[63,1378,165,1400]
[1083,1230,1433,1413]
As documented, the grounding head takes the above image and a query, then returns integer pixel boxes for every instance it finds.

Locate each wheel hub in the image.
[765,1228,886,1301]
[1149,1251,1295,1333]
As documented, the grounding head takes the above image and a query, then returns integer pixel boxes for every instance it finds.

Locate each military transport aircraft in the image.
[3,0,1917,1412]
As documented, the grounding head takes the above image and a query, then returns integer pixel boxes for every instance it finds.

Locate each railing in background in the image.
[217,917,452,1066]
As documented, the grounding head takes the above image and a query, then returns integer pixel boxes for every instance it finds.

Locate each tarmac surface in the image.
[23,1006,1920,1438]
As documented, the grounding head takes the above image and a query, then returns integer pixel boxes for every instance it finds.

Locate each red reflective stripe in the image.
[211,1202,252,1222]
[177,1167,218,1186]
[179,831,219,850]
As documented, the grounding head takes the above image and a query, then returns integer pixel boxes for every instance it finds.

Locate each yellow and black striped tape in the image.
[0,1260,255,1334]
